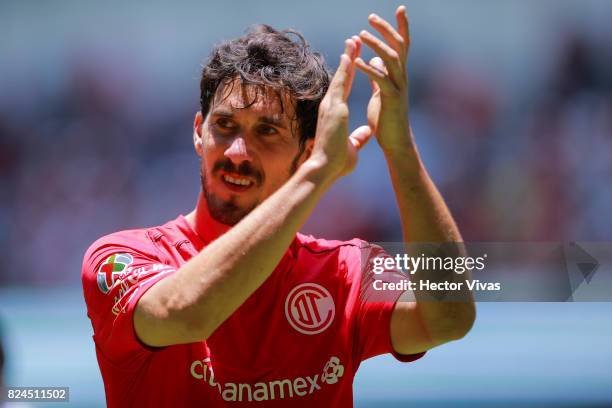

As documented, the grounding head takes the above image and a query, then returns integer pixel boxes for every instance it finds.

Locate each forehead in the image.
[212,78,296,121]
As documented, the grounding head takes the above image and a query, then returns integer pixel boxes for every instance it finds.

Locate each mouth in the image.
[220,172,255,192]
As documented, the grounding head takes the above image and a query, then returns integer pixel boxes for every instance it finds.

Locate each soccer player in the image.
[82,6,475,407]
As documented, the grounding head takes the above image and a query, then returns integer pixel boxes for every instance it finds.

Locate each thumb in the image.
[349,125,373,149]
[370,57,387,73]
[369,57,386,93]
[369,77,380,94]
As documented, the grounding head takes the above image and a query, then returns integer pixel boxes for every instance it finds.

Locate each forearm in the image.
[383,129,461,244]
[141,160,331,342]
[385,128,475,339]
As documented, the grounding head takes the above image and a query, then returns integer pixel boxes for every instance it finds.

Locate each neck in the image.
[185,192,231,243]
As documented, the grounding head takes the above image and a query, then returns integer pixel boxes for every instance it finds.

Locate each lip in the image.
[219,172,255,193]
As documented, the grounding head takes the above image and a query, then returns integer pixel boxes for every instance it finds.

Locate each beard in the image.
[201,158,263,226]
[200,144,307,226]
[202,180,257,226]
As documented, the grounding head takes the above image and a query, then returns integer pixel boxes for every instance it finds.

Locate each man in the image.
[82,6,475,407]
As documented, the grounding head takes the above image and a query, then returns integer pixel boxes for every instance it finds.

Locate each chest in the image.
[156,239,359,380]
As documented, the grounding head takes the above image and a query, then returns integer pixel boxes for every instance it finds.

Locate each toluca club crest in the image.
[285,283,335,335]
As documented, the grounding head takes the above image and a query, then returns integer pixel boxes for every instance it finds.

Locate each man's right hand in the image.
[308,38,373,182]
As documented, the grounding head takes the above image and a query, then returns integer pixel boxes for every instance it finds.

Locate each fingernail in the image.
[369,14,378,21]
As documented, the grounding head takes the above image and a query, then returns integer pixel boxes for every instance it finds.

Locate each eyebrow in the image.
[210,108,288,130]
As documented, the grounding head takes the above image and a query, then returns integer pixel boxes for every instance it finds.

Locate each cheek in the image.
[202,122,227,147]
[201,134,224,165]
[261,153,293,185]
[200,149,218,180]
[202,130,218,151]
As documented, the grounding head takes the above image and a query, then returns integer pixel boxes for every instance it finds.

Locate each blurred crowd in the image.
[1,26,611,286]
[413,30,612,243]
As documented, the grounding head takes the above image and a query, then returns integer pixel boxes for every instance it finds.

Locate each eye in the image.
[257,125,279,136]
[215,118,237,130]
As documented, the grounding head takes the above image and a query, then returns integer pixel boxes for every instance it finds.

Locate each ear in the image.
[193,111,204,156]
[295,137,315,169]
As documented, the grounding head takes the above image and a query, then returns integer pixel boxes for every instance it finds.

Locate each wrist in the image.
[382,141,425,177]
[377,119,414,151]
[298,155,339,189]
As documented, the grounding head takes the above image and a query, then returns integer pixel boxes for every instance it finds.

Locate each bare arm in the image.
[386,142,476,354]
[356,6,475,355]
[134,39,372,347]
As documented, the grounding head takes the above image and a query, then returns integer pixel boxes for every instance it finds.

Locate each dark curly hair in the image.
[199,25,330,148]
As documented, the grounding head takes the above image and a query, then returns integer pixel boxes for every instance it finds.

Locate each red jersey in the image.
[81,215,424,407]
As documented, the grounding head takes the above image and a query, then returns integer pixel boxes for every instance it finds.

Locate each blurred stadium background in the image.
[1,0,611,406]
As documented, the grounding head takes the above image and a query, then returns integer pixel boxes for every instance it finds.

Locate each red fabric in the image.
[82,215,425,407]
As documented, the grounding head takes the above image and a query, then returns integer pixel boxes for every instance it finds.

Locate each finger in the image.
[369,57,385,93]
[369,76,380,93]
[351,35,362,59]
[327,53,350,101]
[349,125,373,150]
[359,30,403,86]
[346,36,361,96]
[355,57,385,80]
[370,56,387,73]
[328,39,356,101]
[342,38,358,100]
[355,57,394,95]
[396,5,410,47]
[343,37,356,60]
[368,13,405,57]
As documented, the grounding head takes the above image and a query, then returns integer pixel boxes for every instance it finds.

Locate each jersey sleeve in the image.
[81,232,177,367]
[351,243,426,363]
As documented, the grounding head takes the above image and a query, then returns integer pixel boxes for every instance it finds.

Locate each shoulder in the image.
[83,227,158,266]
[82,216,185,267]
[81,217,184,288]
[81,221,182,311]
[80,227,158,297]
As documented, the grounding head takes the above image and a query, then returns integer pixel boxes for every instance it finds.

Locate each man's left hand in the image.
[355,5,412,155]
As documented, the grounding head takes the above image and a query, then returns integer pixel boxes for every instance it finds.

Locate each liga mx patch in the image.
[97,253,134,294]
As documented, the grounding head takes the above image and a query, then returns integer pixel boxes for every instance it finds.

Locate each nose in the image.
[224,136,252,165]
